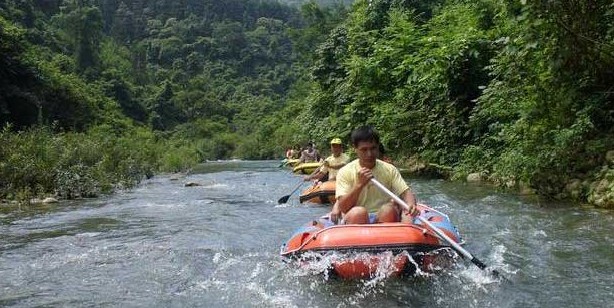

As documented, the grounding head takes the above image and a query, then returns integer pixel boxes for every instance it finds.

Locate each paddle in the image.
[370,178,505,279]
[278,165,321,204]
[277,180,304,204]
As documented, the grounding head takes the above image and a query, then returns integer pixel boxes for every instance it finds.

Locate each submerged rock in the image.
[29,197,59,204]
[467,173,482,183]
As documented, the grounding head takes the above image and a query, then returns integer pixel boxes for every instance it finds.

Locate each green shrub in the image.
[0,124,200,201]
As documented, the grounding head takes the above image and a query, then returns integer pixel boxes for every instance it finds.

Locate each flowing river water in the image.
[1,160,613,307]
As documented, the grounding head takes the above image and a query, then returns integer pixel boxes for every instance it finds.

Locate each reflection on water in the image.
[1,160,613,307]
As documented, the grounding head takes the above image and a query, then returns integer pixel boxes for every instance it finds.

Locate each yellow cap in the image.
[330,138,342,145]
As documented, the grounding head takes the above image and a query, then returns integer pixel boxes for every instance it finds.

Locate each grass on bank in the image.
[0,124,200,204]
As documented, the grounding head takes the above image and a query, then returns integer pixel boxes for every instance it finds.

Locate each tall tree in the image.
[53,3,104,76]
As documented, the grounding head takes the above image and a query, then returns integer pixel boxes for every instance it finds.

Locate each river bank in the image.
[0,126,199,206]
[398,152,614,209]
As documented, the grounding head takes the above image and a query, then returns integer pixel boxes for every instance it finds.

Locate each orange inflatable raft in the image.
[280,204,463,279]
[299,180,336,204]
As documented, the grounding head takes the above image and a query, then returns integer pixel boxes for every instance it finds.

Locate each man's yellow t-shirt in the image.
[335,159,409,212]
[320,153,350,180]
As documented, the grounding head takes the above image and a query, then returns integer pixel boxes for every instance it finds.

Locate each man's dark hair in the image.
[350,126,380,147]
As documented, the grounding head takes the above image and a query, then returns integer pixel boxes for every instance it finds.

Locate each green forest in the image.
[1,0,613,208]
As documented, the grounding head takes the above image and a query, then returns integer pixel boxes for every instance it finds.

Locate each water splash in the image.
[286,248,460,281]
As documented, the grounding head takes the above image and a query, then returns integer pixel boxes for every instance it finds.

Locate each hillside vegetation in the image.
[1,0,614,207]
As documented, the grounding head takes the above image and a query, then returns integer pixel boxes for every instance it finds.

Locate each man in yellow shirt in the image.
[331,126,418,224]
[304,138,349,182]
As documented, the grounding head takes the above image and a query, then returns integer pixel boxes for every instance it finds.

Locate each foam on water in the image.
[4,161,612,307]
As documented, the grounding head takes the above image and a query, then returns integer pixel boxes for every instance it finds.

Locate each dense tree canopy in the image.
[2,0,614,207]
[302,0,614,206]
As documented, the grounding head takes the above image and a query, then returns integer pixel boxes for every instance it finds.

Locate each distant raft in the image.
[292,162,321,175]
[280,158,301,168]
[280,204,463,279]
[299,180,336,205]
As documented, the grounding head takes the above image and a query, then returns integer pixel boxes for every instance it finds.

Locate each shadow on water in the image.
[1,160,613,307]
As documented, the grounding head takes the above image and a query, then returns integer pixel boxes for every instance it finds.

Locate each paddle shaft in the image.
[288,180,305,197]
[370,178,493,272]
[278,165,322,204]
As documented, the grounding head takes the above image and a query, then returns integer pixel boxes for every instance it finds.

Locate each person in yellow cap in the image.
[303,137,349,182]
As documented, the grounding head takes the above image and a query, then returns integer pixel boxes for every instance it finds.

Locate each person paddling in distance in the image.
[299,142,320,163]
[304,138,349,183]
[330,126,418,224]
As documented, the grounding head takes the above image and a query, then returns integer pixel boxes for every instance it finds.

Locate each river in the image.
[1,160,613,307]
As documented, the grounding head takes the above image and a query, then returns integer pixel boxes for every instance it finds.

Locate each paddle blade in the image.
[278,195,291,204]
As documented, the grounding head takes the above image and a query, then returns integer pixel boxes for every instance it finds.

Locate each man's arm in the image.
[304,160,329,181]
[304,169,325,181]
[337,167,371,213]
[399,189,418,215]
